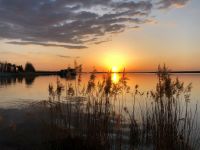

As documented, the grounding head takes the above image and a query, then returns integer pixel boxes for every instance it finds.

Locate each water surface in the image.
[0,73,200,108]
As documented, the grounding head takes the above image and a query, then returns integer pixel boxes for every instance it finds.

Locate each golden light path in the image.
[112,73,120,83]
[103,52,127,83]
[111,66,120,83]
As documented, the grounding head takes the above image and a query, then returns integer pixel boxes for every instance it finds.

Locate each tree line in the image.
[0,61,35,73]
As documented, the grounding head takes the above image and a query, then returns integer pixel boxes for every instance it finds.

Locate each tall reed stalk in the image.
[38,65,200,150]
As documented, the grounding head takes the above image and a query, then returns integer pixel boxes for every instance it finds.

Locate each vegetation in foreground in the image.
[0,65,199,150]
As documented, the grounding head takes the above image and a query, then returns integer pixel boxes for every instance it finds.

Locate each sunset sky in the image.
[0,0,199,72]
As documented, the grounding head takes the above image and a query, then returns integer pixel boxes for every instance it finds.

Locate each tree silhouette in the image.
[0,62,25,73]
[17,65,24,72]
[25,62,36,72]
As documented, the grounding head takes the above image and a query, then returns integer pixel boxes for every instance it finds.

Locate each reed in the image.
[36,65,200,150]
[127,65,200,150]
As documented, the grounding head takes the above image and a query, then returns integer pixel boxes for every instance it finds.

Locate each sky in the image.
[0,0,199,72]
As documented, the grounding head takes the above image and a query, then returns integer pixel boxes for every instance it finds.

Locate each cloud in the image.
[6,41,87,49]
[0,0,153,48]
[57,55,80,59]
[57,55,71,58]
[157,0,191,9]
[0,0,190,48]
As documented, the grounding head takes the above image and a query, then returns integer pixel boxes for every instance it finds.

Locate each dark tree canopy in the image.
[17,65,24,72]
[25,62,36,72]
[0,62,24,73]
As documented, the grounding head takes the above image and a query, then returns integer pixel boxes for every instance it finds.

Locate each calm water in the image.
[0,73,200,149]
[0,73,200,108]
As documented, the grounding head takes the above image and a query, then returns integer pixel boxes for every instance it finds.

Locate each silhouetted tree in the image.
[25,62,36,72]
[12,64,17,72]
[0,61,25,73]
[7,63,12,73]
[17,65,24,72]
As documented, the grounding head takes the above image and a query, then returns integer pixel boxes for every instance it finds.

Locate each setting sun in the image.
[112,66,118,72]
[103,51,127,71]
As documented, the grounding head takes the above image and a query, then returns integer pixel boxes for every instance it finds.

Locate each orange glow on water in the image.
[112,73,120,83]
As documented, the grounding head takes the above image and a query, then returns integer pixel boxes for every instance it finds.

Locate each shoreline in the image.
[0,71,59,77]
[1,70,200,77]
[86,71,200,74]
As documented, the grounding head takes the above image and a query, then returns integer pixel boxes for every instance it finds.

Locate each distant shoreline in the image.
[86,71,200,74]
[1,70,200,77]
[0,71,59,77]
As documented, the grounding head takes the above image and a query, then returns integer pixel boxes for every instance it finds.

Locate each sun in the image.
[112,66,118,72]
[103,52,126,71]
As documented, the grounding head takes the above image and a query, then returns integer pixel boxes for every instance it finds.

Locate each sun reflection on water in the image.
[111,73,120,83]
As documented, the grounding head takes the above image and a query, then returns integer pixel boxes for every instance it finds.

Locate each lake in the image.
[0,73,200,149]
[0,73,200,108]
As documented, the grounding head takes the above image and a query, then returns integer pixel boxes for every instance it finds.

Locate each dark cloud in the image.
[57,55,80,59]
[0,0,153,48]
[57,55,71,58]
[0,0,190,49]
[94,39,112,45]
[6,41,87,49]
[157,0,191,9]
